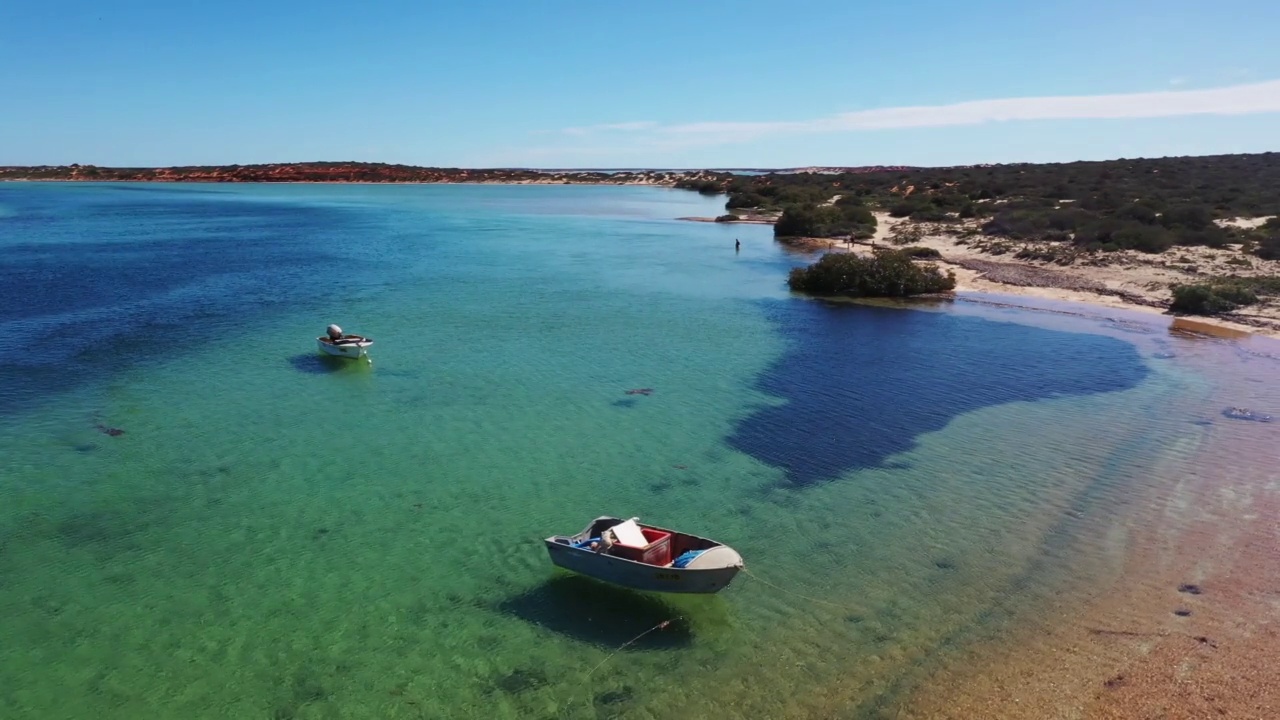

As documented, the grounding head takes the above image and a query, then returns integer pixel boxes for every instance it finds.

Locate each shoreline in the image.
[0,165,727,186]
[788,215,1280,718]
[781,212,1280,340]
[1,177,693,187]
[813,283,1280,719]
[675,215,777,225]
[12,177,1275,340]
[12,178,1274,340]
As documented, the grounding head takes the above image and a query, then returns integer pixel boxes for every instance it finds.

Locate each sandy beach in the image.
[777,212,1280,340]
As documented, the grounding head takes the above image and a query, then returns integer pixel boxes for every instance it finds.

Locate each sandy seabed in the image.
[895,326,1280,720]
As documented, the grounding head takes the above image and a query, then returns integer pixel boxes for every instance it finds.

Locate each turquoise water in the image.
[1,182,1272,719]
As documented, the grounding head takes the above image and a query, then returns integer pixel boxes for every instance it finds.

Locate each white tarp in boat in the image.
[608,519,648,547]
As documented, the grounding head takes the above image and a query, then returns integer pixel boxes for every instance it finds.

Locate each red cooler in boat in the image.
[614,528,672,566]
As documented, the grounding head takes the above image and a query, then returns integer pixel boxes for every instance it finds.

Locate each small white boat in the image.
[316,324,373,359]
[545,516,744,594]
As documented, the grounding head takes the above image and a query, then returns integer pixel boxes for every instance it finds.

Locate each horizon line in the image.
[3,149,1278,174]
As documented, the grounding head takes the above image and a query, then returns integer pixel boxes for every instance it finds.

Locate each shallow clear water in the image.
[1,182,1274,719]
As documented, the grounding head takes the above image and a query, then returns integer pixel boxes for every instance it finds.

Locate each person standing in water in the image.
[735,238,740,252]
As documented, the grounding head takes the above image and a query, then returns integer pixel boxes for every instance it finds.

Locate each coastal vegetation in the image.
[788,250,956,298]
[698,153,1280,251]
[1254,218,1280,260]
[774,200,877,239]
[1170,282,1260,315]
[1165,273,1280,315]
[694,152,1280,329]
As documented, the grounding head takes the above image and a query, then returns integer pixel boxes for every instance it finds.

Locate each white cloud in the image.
[469,143,648,167]
[551,80,1280,150]
[561,120,658,136]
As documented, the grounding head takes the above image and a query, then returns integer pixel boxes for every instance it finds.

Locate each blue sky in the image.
[2,0,1278,168]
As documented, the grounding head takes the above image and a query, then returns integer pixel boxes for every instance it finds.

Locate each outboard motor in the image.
[326,324,343,341]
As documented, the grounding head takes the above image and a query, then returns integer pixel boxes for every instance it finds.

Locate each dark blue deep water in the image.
[1,184,364,415]
[730,299,1149,485]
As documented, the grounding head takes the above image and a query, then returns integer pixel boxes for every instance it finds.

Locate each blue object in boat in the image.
[672,550,707,568]
[573,537,602,549]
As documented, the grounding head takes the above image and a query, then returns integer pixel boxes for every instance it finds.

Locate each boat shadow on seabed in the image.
[287,353,372,375]
[494,575,696,650]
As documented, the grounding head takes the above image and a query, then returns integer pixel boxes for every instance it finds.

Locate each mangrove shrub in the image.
[788,250,956,297]
[1169,283,1259,315]
[774,204,877,239]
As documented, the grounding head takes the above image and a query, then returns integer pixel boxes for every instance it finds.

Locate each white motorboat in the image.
[545,516,744,594]
[316,324,373,359]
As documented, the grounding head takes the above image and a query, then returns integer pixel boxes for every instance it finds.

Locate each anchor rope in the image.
[580,569,861,711]
[739,566,854,610]
[585,615,683,680]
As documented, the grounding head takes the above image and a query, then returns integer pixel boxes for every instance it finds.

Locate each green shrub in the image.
[774,204,876,238]
[1047,207,1092,231]
[714,214,740,222]
[1112,224,1175,253]
[1254,235,1280,260]
[849,224,876,240]
[981,210,1046,239]
[726,192,767,209]
[787,250,956,297]
[1161,204,1214,231]
[1216,275,1280,295]
[774,205,823,237]
[1213,283,1259,305]
[910,207,950,222]
[1169,283,1259,314]
[1170,285,1231,314]
[840,204,876,227]
[1174,226,1229,248]
[1116,203,1159,225]
[888,201,920,218]
[931,193,969,210]
[674,179,724,195]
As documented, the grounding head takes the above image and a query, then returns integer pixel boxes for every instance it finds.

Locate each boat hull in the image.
[545,541,740,594]
[543,517,743,594]
[316,336,373,358]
